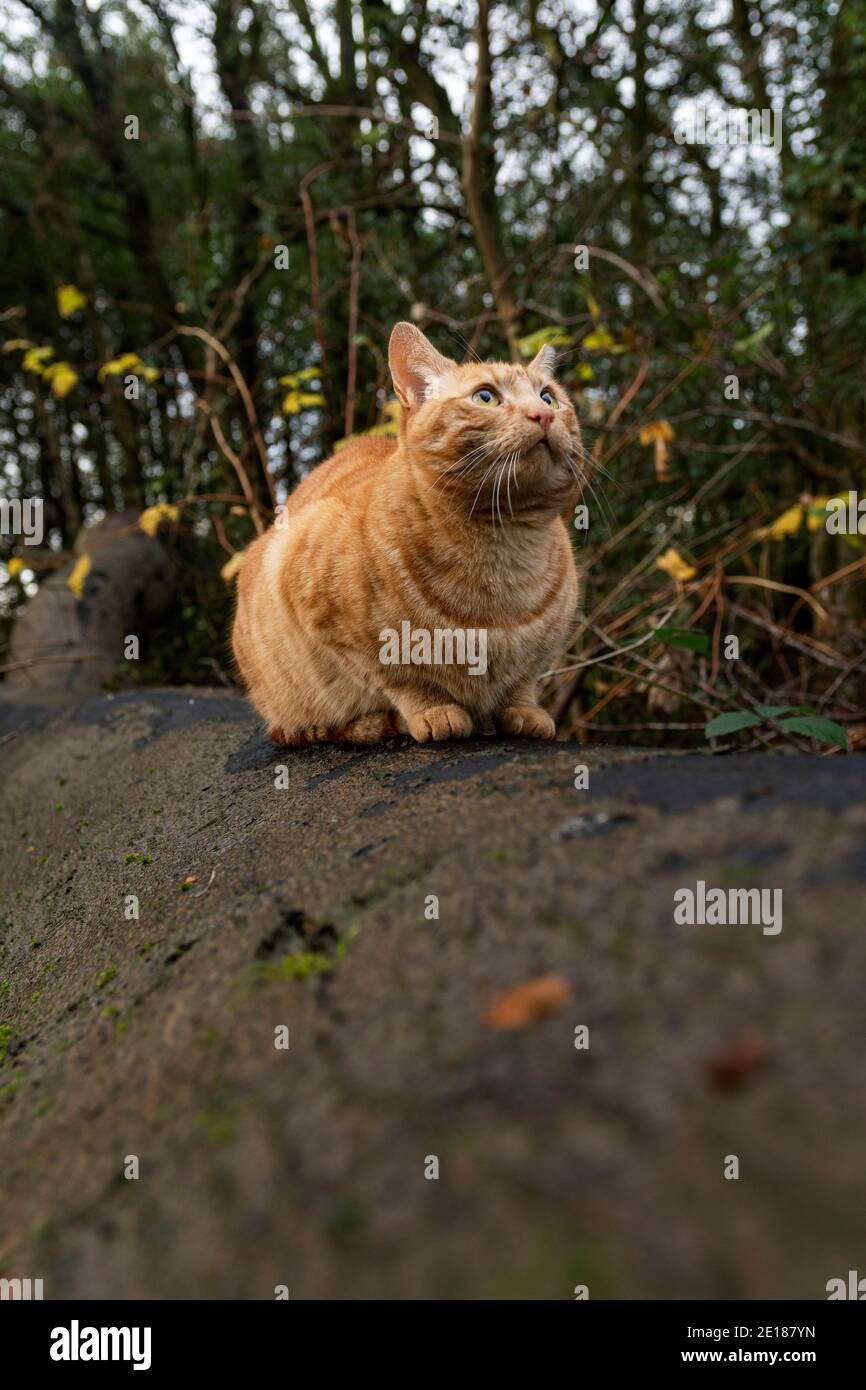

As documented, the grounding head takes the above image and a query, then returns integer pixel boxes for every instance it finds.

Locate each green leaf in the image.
[777,716,848,747]
[732,321,774,356]
[704,710,763,738]
[655,626,710,654]
[705,705,841,744]
[753,704,813,718]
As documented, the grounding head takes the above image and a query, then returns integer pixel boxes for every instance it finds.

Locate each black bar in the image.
[2,1299,861,1374]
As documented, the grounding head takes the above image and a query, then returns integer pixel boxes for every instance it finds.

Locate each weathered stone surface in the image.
[4,513,175,695]
[1,688,864,1298]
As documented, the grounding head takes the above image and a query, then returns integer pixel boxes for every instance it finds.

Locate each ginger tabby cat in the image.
[232,323,583,745]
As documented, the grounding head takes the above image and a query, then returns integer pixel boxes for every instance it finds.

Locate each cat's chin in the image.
[520,439,552,461]
[522,438,568,472]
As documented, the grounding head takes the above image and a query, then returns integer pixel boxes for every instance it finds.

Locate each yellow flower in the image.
[656,547,697,582]
[138,503,179,536]
[67,555,91,600]
[57,284,87,319]
[7,556,25,579]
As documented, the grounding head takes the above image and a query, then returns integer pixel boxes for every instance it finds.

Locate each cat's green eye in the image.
[540,389,559,408]
[472,387,500,406]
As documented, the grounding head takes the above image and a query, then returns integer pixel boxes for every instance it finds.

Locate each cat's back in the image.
[237,436,395,600]
[283,435,397,518]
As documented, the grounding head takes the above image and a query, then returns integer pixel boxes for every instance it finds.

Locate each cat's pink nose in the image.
[527,408,554,434]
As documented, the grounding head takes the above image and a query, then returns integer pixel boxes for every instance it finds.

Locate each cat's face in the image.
[388,323,584,521]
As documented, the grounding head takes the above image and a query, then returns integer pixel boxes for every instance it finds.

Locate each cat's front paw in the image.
[407,704,474,742]
[494,704,556,739]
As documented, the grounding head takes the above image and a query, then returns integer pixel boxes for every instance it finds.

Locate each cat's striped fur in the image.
[232,323,583,744]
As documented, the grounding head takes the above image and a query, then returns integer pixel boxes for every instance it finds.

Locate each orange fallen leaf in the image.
[848,723,866,753]
[705,1030,770,1091]
[483,973,573,1030]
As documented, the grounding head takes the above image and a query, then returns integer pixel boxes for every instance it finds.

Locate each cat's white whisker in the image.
[417,441,498,504]
[469,452,507,521]
[506,453,517,517]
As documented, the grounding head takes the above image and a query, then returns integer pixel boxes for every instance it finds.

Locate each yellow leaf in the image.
[57,284,87,319]
[281,390,325,414]
[22,345,55,374]
[577,363,594,381]
[516,326,572,356]
[2,338,35,353]
[769,504,804,538]
[334,399,402,449]
[98,352,157,383]
[7,556,25,578]
[806,496,842,532]
[138,503,179,536]
[581,327,620,352]
[584,293,602,323]
[42,361,79,398]
[98,352,140,381]
[67,554,91,600]
[221,551,246,583]
[278,366,321,386]
[656,547,697,582]
[752,504,803,541]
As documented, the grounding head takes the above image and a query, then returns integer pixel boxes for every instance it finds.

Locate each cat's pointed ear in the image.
[388,322,454,407]
[528,343,557,377]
